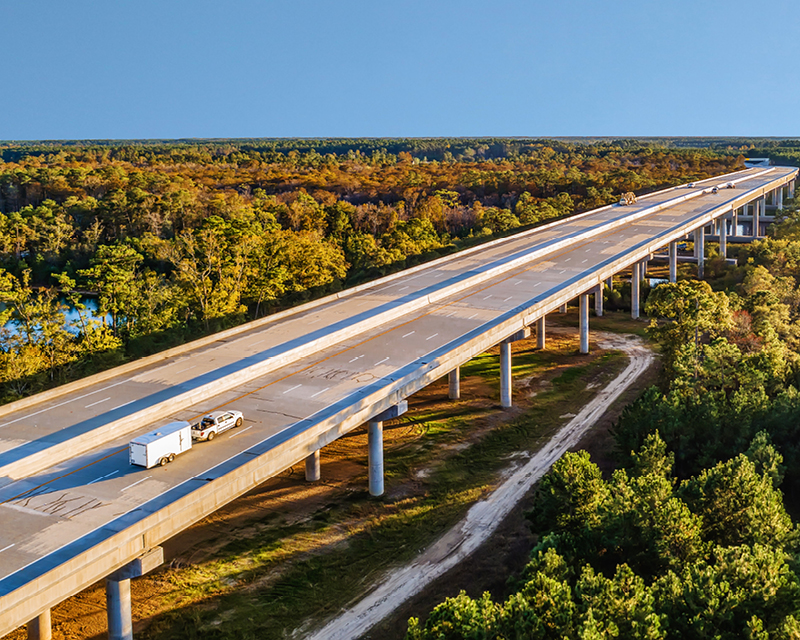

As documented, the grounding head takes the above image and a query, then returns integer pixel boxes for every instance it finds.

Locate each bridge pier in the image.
[368,402,407,496]
[754,198,762,237]
[631,262,641,319]
[696,226,705,279]
[719,216,727,259]
[448,367,460,400]
[106,547,164,640]
[778,188,784,210]
[594,284,603,317]
[559,303,567,314]
[579,294,590,354]
[606,276,613,291]
[500,342,512,408]
[536,316,546,349]
[305,450,321,482]
[669,241,677,283]
[26,610,51,640]
[733,208,739,236]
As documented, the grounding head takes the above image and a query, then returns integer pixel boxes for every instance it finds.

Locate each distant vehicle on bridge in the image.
[618,192,637,206]
[129,421,193,468]
[192,410,244,441]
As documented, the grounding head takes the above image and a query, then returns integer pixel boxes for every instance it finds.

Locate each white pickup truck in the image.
[191,410,244,441]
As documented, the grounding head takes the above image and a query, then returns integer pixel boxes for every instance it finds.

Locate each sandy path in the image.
[302,331,653,640]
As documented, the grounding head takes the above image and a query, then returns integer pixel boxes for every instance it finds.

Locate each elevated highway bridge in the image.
[0,166,796,639]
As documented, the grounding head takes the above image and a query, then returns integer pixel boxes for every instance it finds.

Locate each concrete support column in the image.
[559,303,567,314]
[26,610,51,640]
[754,198,763,237]
[606,276,613,290]
[594,283,603,317]
[720,216,727,259]
[500,342,512,408]
[696,225,705,279]
[367,402,407,497]
[106,578,133,640]
[631,261,641,320]
[368,420,384,496]
[536,316,546,350]
[448,367,460,400]
[733,208,739,236]
[579,293,590,354]
[669,241,677,283]
[778,188,784,211]
[790,180,796,198]
[105,547,163,640]
[305,450,320,482]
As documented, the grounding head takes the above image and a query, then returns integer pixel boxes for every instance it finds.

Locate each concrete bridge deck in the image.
[0,165,796,638]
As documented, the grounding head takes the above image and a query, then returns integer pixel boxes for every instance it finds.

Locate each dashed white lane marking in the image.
[374,357,390,365]
[398,286,409,291]
[228,426,253,439]
[110,400,135,412]
[121,476,151,492]
[503,297,513,302]
[283,384,303,394]
[88,470,119,485]
[582,259,588,263]
[249,339,265,347]
[85,397,110,408]
[514,280,523,285]
[0,544,15,554]
[426,333,439,340]
[0,379,131,429]
[349,355,364,363]
[175,365,196,374]
[482,295,492,300]
[467,313,479,320]
[402,331,415,338]
[311,387,330,398]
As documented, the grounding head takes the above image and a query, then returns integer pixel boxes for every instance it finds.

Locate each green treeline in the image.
[0,139,742,402]
[406,201,800,639]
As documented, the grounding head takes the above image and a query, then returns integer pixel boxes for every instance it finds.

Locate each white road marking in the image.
[582,259,588,263]
[398,286,409,291]
[88,470,119,485]
[503,297,513,302]
[514,280,523,285]
[110,400,135,412]
[482,295,492,300]
[0,544,15,554]
[175,365,196,374]
[310,387,330,398]
[0,380,130,429]
[564,258,571,262]
[426,333,439,340]
[85,397,110,408]
[349,355,364,363]
[402,331,415,338]
[121,476,151,492]
[374,357,390,365]
[467,313,479,320]
[283,384,303,394]
[227,425,253,439]
[249,339,265,347]
[445,311,456,317]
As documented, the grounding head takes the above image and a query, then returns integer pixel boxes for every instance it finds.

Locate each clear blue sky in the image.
[3,0,799,140]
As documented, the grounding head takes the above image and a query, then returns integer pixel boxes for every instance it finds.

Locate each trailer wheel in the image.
[159,457,168,466]
[235,417,243,428]
[168,453,176,462]
[207,431,216,441]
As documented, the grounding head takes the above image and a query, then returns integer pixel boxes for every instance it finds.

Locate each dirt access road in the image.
[304,331,653,640]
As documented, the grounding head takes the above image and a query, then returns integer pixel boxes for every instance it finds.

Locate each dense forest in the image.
[406,191,800,639]
[0,138,744,401]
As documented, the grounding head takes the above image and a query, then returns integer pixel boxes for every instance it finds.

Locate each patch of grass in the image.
[139,344,629,640]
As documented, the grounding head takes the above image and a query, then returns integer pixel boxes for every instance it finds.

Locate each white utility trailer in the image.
[129,421,193,468]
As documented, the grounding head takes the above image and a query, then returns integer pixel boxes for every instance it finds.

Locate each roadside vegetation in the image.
[407,200,800,639]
